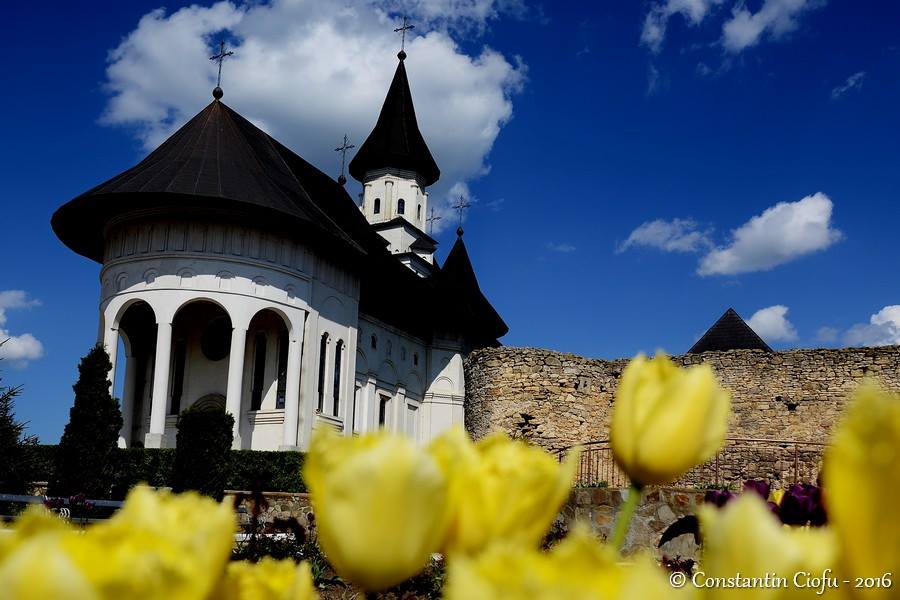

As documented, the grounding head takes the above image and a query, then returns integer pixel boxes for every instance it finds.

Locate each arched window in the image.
[373,198,381,214]
[250,332,267,411]
[417,204,422,220]
[332,340,343,417]
[317,333,329,412]
[413,352,419,366]
[275,330,288,410]
[371,334,377,349]
[397,198,405,214]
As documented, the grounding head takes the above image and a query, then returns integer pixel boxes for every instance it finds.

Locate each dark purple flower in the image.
[704,489,736,508]
[743,480,771,500]
[779,483,827,526]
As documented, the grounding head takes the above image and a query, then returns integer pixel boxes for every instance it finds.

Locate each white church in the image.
[51,48,507,451]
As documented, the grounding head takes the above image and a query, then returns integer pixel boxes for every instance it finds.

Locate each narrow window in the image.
[317,333,328,412]
[378,394,390,427]
[332,341,343,416]
[373,198,381,214]
[400,347,407,361]
[250,332,267,411]
[417,204,422,220]
[397,198,405,214]
[170,339,187,415]
[371,334,377,349]
[275,330,288,409]
[413,353,419,366]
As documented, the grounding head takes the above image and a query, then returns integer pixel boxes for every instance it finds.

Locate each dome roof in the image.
[52,99,365,262]
[348,56,440,186]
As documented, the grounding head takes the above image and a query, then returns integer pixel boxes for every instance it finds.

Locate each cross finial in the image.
[394,16,415,58]
[451,195,471,234]
[209,40,234,99]
[334,134,355,185]
[426,206,442,234]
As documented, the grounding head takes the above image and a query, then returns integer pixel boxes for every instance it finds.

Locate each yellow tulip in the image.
[432,427,579,556]
[699,494,840,600]
[611,354,730,486]
[444,525,685,600]
[824,383,900,599]
[303,426,450,591]
[0,486,235,600]
[218,559,318,600]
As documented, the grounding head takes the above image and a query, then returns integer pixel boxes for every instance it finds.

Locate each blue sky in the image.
[1,0,898,442]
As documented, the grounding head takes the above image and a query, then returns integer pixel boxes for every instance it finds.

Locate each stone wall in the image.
[465,346,900,484]
[562,486,705,557]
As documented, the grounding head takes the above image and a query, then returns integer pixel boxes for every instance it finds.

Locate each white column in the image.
[102,322,119,394]
[366,376,378,431]
[225,326,248,449]
[281,315,305,450]
[394,387,406,434]
[299,312,319,449]
[118,349,137,448]
[322,337,334,416]
[145,321,172,449]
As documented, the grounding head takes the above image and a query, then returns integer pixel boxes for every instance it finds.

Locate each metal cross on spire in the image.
[425,206,442,234]
[334,134,355,185]
[451,195,471,230]
[394,16,415,54]
[209,40,234,98]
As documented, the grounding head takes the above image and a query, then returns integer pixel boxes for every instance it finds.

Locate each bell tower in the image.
[349,49,441,277]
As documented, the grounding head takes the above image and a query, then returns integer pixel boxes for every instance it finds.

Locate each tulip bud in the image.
[303,427,450,591]
[611,354,730,486]
[218,558,317,600]
[433,428,579,556]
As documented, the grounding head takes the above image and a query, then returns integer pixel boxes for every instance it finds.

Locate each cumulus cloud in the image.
[722,0,825,53]
[545,242,577,253]
[617,218,712,254]
[830,71,866,99]
[641,0,724,53]
[843,305,900,347]
[101,0,526,235]
[748,305,798,343]
[697,192,842,276]
[0,290,44,368]
[815,326,839,344]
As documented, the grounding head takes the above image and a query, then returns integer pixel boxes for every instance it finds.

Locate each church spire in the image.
[348,49,440,186]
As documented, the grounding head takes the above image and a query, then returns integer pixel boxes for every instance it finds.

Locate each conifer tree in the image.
[49,344,123,498]
[0,356,37,494]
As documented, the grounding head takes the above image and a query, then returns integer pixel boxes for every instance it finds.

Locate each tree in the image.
[170,405,234,501]
[49,344,123,498]
[0,356,37,494]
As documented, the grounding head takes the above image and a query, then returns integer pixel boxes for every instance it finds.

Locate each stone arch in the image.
[247,305,294,336]
[433,376,454,393]
[405,371,425,397]
[115,272,129,292]
[143,268,158,286]
[177,268,195,286]
[193,394,226,411]
[111,296,159,330]
[378,360,398,387]
[216,271,235,290]
[247,308,292,411]
[355,348,369,375]
[320,295,345,322]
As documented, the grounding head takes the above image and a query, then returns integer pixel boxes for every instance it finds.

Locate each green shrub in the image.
[49,345,123,498]
[30,445,57,482]
[170,406,234,500]
[110,448,176,499]
[0,373,37,500]
[228,450,305,492]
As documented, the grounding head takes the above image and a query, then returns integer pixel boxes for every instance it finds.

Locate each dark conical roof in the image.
[435,232,508,345]
[688,308,772,354]
[348,56,440,186]
[52,99,364,262]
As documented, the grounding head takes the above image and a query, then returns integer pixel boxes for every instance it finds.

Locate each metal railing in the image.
[557,437,828,488]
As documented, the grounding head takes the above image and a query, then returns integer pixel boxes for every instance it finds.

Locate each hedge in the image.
[28,445,305,498]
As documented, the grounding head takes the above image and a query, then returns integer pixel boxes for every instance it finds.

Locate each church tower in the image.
[349,50,440,277]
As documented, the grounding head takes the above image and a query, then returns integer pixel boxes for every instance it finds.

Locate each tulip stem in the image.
[610,483,643,552]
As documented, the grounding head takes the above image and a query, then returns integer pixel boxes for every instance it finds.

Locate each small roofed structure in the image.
[688,308,772,354]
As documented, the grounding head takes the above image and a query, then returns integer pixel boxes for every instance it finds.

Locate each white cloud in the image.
[0,290,44,368]
[843,305,900,347]
[748,305,798,342]
[722,0,825,53]
[815,326,839,344]
[641,0,724,53]
[101,0,526,235]
[831,71,866,99]
[617,218,712,254]
[697,192,842,276]
[545,242,577,253]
